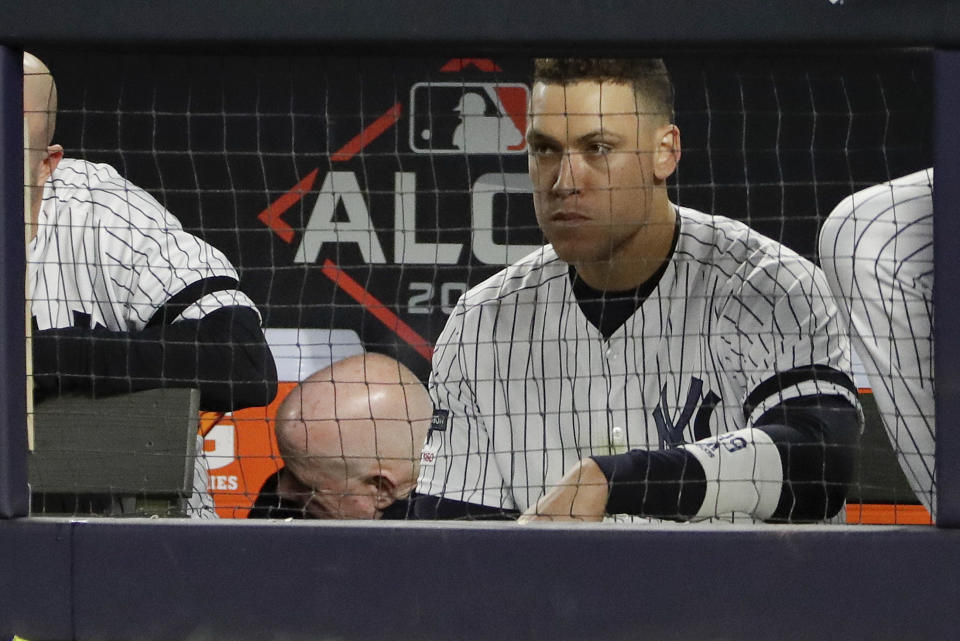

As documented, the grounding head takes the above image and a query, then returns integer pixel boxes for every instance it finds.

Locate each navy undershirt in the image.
[569,218,680,340]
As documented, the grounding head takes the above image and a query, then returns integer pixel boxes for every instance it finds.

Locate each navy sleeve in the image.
[592,394,860,522]
[755,395,860,522]
[592,448,706,520]
[32,305,278,412]
[409,493,520,520]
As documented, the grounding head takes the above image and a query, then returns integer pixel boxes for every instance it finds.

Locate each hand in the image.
[518,458,609,523]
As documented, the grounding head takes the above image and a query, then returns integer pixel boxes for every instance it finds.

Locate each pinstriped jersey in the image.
[29,158,258,333]
[819,168,935,516]
[417,206,857,512]
[28,157,261,519]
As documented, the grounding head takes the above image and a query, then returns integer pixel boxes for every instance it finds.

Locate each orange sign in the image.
[202,382,298,519]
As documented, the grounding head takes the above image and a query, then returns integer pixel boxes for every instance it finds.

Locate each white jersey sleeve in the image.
[710,230,857,424]
[818,168,935,515]
[417,293,515,510]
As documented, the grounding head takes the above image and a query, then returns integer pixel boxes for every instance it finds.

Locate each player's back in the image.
[31,158,243,333]
[43,158,182,232]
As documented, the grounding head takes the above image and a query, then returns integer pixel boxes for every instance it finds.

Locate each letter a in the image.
[293,171,386,264]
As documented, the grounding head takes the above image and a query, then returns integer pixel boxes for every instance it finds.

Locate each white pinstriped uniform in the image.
[30,158,257,333]
[29,158,260,518]
[417,206,857,513]
[819,168,935,516]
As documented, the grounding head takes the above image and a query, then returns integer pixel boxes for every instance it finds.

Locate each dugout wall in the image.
[2,1,960,639]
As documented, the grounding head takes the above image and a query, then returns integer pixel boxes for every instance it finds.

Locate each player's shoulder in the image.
[828,168,933,224]
[50,158,127,192]
[456,245,566,312]
[677,205,806,266]
[48,157,175,228]
[44,158,124,225]
[676,205,823,300]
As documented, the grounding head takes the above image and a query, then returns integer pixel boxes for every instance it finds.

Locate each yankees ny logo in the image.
[653,377,720,448]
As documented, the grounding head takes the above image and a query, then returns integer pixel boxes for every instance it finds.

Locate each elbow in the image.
[763,395,861,522]
[197,325,279,412]
[225,338,279,410]
[243,345,279,408]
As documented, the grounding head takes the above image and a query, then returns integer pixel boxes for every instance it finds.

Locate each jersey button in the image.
[611,426,625,444]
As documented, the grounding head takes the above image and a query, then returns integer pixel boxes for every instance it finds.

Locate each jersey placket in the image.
[602,332,630,456]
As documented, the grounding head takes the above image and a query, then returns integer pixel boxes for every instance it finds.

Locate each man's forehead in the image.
[528,85,643,141]
[530,80,640,116]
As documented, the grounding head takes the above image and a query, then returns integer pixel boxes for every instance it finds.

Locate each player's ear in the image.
[652,124,680,182]
[370,474,398,510]
[40,144,63,181]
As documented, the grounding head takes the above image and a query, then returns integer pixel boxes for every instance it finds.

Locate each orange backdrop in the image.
[201,382,298,519]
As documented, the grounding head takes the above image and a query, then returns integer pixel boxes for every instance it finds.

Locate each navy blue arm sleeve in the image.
[32,305,278,412]
[592,394,860,522]
[756,395,860,522]
[591,447,706,520]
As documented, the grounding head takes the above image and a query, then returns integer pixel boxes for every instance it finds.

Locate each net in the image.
[26,49,933,523]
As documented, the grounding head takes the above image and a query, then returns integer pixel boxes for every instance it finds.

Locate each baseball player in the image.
[818,169,935,518]
[415,58,861,523]
[24,53,278,517]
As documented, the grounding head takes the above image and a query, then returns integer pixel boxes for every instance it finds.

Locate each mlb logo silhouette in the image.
[408,82,528,154]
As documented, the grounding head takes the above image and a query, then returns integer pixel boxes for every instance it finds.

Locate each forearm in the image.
[33,306,278,411]
[518,459,609,523]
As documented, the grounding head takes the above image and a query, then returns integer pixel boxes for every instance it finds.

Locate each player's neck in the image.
[574,197,677,292]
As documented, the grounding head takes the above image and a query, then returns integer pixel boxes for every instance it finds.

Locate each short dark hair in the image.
[532,58,674,122]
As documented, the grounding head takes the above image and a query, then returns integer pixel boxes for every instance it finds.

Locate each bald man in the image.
[24,53,277,517]
[248,353,433,519]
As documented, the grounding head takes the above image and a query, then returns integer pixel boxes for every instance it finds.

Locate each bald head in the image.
[23,52,57,149]
[274,352,432,518]
[23,52,63,232]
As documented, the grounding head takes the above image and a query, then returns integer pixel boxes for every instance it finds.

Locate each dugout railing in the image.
[2,1,960,639]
